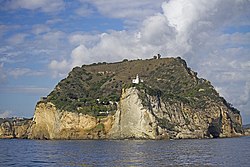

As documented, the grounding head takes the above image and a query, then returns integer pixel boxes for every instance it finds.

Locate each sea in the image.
[0,136,249,167]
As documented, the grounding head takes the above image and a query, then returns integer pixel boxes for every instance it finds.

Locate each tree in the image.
[157,54,161,59]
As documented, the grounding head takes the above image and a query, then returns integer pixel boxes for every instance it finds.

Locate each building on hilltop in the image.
[132,74,143,84]
[153,53,162,59]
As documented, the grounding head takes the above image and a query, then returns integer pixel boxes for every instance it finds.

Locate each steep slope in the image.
[109,87,243,139]
[108,88,166,139]
[28,57,243,139]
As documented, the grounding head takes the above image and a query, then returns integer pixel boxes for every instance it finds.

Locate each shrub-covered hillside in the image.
[45,57,239,116]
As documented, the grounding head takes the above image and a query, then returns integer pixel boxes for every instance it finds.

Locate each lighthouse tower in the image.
[132,74,140,84]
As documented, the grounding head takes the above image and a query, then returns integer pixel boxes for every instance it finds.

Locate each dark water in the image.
[0,137,249,167]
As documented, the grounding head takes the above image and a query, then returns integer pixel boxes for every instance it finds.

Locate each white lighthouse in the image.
[132,74,143,84]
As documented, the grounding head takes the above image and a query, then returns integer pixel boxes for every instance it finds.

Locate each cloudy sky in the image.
[0,0,250,123]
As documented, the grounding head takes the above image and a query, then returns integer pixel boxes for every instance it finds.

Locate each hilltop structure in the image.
[132,74,143,84]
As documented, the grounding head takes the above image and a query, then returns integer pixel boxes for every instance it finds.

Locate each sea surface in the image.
[0,136,249,167]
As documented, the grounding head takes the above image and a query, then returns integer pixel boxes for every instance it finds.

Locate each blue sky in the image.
[0,0,250,124]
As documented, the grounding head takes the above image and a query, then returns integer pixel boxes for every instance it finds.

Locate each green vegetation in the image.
[44,57,239,117]
[133,58,224,110]
[94,123,104,131]
[46,66,120,116]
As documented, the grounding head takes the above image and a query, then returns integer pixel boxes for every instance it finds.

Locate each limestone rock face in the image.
[150,89,242,139]
[108,88,166,139]
[0,121,13,138]
[0,118,32,139]
[28,88,162,140]
[28,102,113,139]
[109,87,242,139]
[28,102,59,139]
[27,87,242,140]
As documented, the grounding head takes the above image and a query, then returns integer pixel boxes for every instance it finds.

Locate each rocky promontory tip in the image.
[1,57,243,139]
[0,117,32,139]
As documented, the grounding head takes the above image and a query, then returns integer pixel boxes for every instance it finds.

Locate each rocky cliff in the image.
[28,86,242,139]
[110,87,242,139]
[0,118,32,139]
[16,57,244,139]
[28,102,114,139]
[108,88,163,139]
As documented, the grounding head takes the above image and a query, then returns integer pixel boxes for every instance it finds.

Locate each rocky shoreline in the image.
[0,117,32,139]
[1,87,245,140]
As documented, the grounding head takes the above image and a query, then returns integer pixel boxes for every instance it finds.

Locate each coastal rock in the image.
[243,124,250,136]
[108,88,166,139]
[0,118,32,139]
[27,87,242,140]
[244,129,250,136]
[28,102,113,139]
[109,87,242,139]
[0,121,13,138]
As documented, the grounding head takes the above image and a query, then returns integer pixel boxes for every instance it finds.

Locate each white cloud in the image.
[32,24,50,35]
[79,0,165,21]
[7,33,28,45]
[140,13,175,46]
[68,33,100,47]
[0,65,45,83]
[0,32,69,73]
[3,0,65,13]
[75,3,94,16]
[29,30,69,60]
[162,0,218,33]
[48,59,69,78]
[71,44,89,67]
[8,68,32,78]
[8,68,44,78]
[41,31,65,43]
[46,18,63,25]
[1,28,71,80]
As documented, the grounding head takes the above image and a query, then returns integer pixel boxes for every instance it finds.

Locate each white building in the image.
[132,74,143,84]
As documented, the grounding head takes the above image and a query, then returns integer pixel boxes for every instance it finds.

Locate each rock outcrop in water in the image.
[243,124,250,136]
[2,57,244,139]
[0,118,32,139]
[28,102,113,139]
